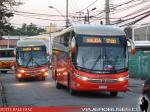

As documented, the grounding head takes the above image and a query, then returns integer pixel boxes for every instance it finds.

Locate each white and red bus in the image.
[51,24,135,96]
[0,48,15,73]
[15,40,48,81]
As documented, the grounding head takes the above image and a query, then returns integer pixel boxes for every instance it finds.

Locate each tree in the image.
[0,0,22,35]
[7,23,46,36]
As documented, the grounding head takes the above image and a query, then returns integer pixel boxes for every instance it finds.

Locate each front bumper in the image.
[16,71,48,79]
[71,77,128,92]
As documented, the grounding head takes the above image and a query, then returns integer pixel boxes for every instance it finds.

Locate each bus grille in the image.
[88,79,118,83]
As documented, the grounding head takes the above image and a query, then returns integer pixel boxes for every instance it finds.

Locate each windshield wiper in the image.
[25,57,33,67]
[89,55,102,72]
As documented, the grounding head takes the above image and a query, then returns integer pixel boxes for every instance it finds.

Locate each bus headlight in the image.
[75,74,88,81]
[17,74,22,78]
[118,76,129,82]
[41,68,48,72]
[41,69,45,72]
[18,69,25,73]
[44,72,48,76]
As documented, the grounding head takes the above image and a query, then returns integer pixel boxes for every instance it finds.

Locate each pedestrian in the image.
[140,96,149,112]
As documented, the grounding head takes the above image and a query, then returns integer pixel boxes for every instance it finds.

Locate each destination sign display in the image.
[83,37,102,43]
[22,48,32,51]
[83,37,118,44]
[104,38,117,44]
[21,47,41,51]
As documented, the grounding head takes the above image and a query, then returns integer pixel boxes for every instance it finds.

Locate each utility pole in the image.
[105,0,110,25]
[87,9,90,24]
[84,16,87,24]
[76,11,84,23]
[66,0,69,27]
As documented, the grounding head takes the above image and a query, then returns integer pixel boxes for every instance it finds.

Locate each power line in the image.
[14,13,66,21]
[120,12,150,27]
[78,0,98,12]
[112,10,150,25]
[111,0,149,14]
[13,10,64,17]
[121,4,150,18]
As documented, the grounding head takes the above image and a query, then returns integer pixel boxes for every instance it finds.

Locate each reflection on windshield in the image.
[76,46,126,72]
[17,51,47,67]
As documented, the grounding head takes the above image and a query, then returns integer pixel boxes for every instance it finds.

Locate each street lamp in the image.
[49,5,70,28]
[49,6,65,18]
[86,7,96,24]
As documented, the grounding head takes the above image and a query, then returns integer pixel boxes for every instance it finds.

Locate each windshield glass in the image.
[0,50,14,58]
[76,35,127,73]
[17,47,47,67]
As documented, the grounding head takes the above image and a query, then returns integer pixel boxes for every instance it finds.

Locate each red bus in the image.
[51,24,135,96]
[15,40,49,81]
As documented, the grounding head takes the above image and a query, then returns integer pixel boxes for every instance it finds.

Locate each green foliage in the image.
[8,23,46,36]
[0,0,21,35]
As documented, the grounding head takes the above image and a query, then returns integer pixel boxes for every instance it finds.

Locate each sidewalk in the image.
[128,78,145,94]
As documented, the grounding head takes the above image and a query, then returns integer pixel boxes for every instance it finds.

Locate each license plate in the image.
[99,85,107,89]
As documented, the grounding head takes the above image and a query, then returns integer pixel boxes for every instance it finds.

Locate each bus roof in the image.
[17,40,46,47]
[57,24,125,36]
[0,48,14,51]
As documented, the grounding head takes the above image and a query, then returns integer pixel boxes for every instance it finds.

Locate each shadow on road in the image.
[58,86,123,99]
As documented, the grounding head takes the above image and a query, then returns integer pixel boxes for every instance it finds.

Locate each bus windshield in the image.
[17,48,47,68]
[0,50,14,58]
[76,35,127,73]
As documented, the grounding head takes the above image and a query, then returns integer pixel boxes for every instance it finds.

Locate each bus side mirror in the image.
[128,39,136,55]
[70,37,76,53]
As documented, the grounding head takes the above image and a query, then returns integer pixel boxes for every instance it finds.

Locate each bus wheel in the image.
[41,77,45,81]
[68,75,76,96]
[110,92,118,96]
[18,78,23,82]
[1,71,7,73]
[56,80,62,89]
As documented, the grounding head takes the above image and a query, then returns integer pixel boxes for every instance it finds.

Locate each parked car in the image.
[142,78,150,99]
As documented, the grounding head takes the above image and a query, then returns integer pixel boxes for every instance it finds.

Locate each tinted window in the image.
[0,50,14,58]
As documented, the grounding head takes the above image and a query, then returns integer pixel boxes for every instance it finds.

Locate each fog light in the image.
[44,72,48,76]
[18,74,22,78]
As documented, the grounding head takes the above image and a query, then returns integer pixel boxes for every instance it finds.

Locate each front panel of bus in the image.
[0,49,15,73]
[70,34,128,92]
[16,46,48,79]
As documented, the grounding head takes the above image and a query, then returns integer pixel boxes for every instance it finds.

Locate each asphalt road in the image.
[0,71,146,111]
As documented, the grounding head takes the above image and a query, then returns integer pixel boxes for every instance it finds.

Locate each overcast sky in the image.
[10,0,150,28]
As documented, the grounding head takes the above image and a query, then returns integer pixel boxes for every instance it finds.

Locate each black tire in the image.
[18,78,23,82]
[110,92,118,96]
[1,71,7,73]
[68,75,76,96]
[41,77,45,81]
